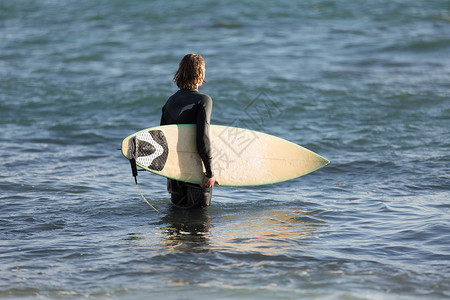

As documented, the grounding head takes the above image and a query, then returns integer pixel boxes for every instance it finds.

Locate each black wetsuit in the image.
[160,89,214,208]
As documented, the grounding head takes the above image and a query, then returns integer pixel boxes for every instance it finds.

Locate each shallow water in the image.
[1,0,449,299]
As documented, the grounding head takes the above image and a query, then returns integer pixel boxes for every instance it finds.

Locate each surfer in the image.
[160,54,219,208]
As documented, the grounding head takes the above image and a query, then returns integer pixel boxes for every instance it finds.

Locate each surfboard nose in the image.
[321,156,330,166]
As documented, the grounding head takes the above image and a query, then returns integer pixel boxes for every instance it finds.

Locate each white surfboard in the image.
[122,125,329,186]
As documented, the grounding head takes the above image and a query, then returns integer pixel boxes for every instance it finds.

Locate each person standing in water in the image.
[160,54,219,208]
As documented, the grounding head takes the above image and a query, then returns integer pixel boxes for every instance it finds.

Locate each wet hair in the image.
[173,54,205,90]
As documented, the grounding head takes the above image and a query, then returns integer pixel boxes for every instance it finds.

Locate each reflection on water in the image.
[125,206,326,257]
[155,206,326,256]
[160,207,212,253]
[210,209,326,256]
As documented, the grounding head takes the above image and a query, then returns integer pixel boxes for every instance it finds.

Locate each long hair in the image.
[173,54,205,90]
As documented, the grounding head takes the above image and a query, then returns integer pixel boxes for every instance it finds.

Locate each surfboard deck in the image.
[122,125,329,186]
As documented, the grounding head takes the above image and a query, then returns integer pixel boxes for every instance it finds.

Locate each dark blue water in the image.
[1,0,449,299]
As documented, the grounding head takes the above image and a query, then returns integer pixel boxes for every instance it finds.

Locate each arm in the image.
[196,96,215,179]
[160,106,167,126]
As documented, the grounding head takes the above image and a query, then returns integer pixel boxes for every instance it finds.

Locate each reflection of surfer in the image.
[160,54,219,209]
[161,207,212,252]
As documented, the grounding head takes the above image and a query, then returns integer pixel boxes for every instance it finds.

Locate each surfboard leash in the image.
[129,142,161,214]
[135,178,161,214]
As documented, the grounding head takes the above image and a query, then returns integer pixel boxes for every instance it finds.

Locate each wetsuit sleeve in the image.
[160,106,167,126]
[196,96,214,178]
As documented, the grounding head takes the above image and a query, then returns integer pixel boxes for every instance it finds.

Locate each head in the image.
[173,53,206,90]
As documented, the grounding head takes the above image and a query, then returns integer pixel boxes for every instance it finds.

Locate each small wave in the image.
[381,38,450,53]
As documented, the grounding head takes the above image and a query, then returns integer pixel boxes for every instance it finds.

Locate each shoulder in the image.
[195,91,212,106]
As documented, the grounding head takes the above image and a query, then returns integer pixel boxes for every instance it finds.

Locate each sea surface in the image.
[1,0,449,299]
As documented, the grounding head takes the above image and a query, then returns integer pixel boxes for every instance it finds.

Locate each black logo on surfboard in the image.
[134,130,168,171]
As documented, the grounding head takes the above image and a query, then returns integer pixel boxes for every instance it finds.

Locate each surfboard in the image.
[121,125,329,186]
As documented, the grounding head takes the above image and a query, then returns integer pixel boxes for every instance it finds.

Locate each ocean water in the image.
[1,0,449,299]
